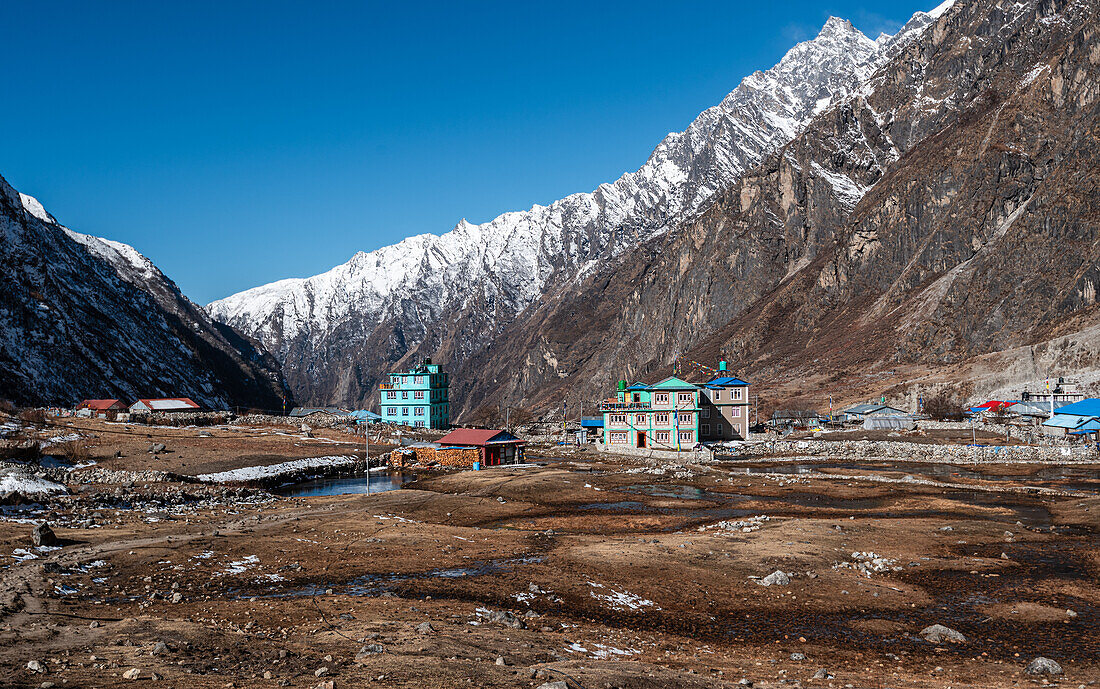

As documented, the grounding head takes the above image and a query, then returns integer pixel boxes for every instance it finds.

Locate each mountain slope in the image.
[456,0,1100,416]
[0,175,292,409]
[208,6,946,407]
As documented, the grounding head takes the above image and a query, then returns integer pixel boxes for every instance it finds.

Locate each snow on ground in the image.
[564,642,641,659]
[587,581,659,611]
[222,555,259,575]
[196,455,357,483]
[45,433,82,444]
[0,472,67,497]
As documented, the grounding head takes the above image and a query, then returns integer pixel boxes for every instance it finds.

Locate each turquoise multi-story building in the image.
[379,359,450,429]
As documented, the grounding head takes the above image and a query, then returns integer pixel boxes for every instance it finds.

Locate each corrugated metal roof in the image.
[437,429,523,446]
[650,376,698,390]
[133,398,200,411]
[1042,414,1100,429]
[704,376,749,387]
[78,399,122,410]
[289,406,350,418]
[1046,398,1100,417]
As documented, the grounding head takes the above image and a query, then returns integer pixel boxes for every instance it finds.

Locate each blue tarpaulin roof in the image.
[580,417,604,428]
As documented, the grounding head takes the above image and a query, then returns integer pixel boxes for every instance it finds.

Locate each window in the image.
[609,414,626,425]
[733,388,743,400]
[401,391,408,399]
[415,420,424,427]
[678,430,693,442]
[414,391,424,400]
[701,424,711,435]
[402,407,408,416]
[392,376,400,385]
[679,412,693,425]
[654,392,669,405]
[677,392,693,404]
[731,407,741,417]
[415,407,424,415]
[713,390,722,400]
[655,412,669,425]
[716,424,723,435]
[386,391,396,399]
[386,407,396,416]
[635,414,646,425]
[632,393,642,403]
[655,430,670,442]
[610,431,628,444]
[414,375,423,383]
[702,408,710,418]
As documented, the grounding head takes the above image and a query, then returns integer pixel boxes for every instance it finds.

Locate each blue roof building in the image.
[1041,398,1100,437]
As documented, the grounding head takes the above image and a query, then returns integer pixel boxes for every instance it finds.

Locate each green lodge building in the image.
[600,362,750,450]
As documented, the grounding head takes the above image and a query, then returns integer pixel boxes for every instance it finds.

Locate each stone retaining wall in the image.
[721,438,1095,463]
[596,441,715,462]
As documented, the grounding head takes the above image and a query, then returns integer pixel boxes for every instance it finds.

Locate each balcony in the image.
[599,401,651,412]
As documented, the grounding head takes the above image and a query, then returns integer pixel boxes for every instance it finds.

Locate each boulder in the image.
[354,644,384,663]
[26,660,46,674]
[920,624,966,644]
[485,610,525,629]
[415,622,435,634]
[122,668,141,680]
[756,570,790,587]
[1024,657,1063,675]
[32,522,58,547]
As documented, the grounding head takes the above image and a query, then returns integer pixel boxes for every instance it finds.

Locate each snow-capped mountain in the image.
[0,174,291,409]
[208,6,950,408]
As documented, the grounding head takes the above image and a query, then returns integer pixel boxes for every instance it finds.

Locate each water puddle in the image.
[273,470,412,497]
[240,555,544,599]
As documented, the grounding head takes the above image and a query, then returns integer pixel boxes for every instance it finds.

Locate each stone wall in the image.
[596,441,715,462]
[721,438,1095,463]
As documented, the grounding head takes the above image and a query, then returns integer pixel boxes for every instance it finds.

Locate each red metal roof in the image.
[437,428,522,446]
[133,398,200,410]
[78,399,123,410]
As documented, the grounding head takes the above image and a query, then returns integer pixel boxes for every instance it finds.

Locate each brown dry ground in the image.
[1,425,1097,688]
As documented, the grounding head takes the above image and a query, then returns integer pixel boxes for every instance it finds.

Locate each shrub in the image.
[19,408,47,425]
[924,392,965,421]
[55,439,92,463]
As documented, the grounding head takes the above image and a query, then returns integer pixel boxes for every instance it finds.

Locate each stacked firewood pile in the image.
[388,446,479,468]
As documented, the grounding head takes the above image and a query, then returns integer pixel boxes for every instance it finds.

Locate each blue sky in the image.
[3,1,931,304]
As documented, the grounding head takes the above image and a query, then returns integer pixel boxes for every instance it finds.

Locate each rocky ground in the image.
[0,420,1097,688]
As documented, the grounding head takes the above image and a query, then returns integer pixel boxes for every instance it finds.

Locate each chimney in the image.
[719,361,728,372]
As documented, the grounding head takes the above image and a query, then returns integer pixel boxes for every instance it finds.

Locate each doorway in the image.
[637,431,646,449]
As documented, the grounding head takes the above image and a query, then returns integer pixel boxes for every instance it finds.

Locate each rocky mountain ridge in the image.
[0,175,291,409]
[456,0,1100,417]
[207,5,949,408]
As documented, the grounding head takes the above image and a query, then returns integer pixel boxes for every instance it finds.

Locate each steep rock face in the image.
[456,0,1100,415]
[0,175,292,409]
[208,9,943,407]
